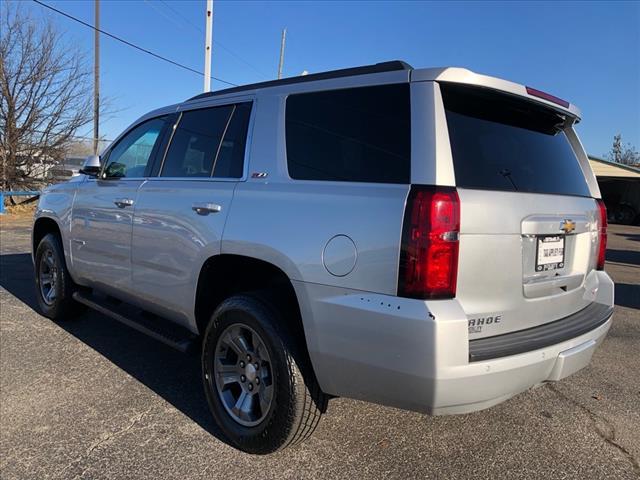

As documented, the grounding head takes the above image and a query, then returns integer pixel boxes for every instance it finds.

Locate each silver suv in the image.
[32,61,614,454]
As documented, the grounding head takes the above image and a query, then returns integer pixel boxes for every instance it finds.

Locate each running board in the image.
[72,291,197,353]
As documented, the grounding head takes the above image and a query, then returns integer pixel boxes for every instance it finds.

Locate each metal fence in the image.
[0,191,40,215]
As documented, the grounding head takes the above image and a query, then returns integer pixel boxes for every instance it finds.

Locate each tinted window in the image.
[161,106,233,177]
[286,84,410,183]
[104,117,166,178]
[213,102,251,178]
[441,83,590,197]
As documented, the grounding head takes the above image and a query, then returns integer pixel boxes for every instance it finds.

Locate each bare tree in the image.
[610,134,623,163]
[606,134,640,166]
[0,3,93,191]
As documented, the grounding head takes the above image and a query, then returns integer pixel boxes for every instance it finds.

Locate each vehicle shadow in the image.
[0,252,229,446]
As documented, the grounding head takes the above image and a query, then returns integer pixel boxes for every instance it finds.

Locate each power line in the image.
[32,0,237,87]
[26,128,114,143]
[156,0,269,79]
[144,0,186,31]
[159,0,204,33]
[215,41,270,79]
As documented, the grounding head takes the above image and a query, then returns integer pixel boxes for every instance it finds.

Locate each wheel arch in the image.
[32,216,63,260]
[194,253,317,377]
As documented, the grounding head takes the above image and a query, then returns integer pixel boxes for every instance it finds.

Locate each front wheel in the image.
[202,294,327,454]
[34,233,83,320]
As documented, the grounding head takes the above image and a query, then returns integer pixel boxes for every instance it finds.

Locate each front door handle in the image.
[192,203,222,215]
[114,198,134,208]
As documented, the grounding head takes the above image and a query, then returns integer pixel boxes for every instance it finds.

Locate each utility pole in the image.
[203,0,213,92]
[277,28,286,79]
[93,0,100,154]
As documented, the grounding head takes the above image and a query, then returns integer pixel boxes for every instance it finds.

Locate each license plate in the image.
[536,236,565,272]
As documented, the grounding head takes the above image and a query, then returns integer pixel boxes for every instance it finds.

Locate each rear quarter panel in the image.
[223,181,408,293]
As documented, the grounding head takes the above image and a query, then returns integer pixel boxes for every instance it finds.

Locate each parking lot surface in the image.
[1,215,639,479]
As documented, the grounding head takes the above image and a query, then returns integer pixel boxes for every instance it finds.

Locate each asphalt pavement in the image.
[1,215,638,479]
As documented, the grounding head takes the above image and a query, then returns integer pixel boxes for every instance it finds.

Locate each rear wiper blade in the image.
[499,168,518,191]
[552,113,568,134]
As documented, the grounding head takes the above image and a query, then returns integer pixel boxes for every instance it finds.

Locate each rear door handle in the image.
[114,198,134,208]
[192,203,222,215]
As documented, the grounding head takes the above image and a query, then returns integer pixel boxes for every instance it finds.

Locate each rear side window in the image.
[213,102,252,178]
[161,106,233,178]
[441,83,590,197]
[286,84,410,184]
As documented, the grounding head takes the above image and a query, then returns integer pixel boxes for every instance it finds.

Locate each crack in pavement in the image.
[547,384,640,476]
[54,408,153,480]
[85,409,150,456]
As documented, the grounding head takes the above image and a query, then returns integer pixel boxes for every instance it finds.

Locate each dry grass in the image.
[1,200,36,220]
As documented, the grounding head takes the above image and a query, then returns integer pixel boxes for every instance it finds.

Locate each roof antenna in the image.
[277,28,286,79]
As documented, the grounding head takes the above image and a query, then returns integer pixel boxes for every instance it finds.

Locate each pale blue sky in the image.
[25,0,640,157]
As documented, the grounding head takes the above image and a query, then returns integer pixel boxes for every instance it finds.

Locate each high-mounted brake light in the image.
[596,199,607,270]
[525,86,570,108]
[398,186,460,300]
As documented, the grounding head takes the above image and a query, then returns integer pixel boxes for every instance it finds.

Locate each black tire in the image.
[618,205,636,225]
[202,293,327,454]
[34,233,83,321]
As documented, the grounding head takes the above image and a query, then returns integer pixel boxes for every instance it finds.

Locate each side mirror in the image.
[79,155,101,176]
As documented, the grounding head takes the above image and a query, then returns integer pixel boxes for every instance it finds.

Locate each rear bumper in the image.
[429,316,611,415]
[468,302,612,362]
[294,270,614,415]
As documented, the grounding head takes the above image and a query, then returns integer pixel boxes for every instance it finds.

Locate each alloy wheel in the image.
[39,248,58,306]
[213,323,274,426]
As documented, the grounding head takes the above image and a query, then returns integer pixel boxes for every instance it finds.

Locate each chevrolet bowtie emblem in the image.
[560,219,576,234]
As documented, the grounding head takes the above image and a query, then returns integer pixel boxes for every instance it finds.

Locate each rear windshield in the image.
[441,83,591,197]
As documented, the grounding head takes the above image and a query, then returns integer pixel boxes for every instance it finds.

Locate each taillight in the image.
[596,199,607,270]
[398,186,460,299]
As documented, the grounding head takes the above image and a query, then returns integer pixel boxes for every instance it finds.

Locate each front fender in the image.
[33,181,80,274]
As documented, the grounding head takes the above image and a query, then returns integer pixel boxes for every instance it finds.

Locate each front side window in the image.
[285,84,411,184]
[103,117,167,178]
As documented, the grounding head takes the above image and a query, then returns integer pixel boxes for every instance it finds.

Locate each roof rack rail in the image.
[186,60,412,102]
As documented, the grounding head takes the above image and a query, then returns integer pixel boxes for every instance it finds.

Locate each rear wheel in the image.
[34,233,83,320]
[202,294,327,454]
